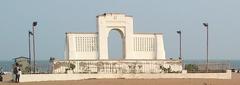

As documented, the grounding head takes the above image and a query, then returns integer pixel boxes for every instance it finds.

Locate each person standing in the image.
[0,67,3,82]
[16,69,21,83]
[13,63,20,83]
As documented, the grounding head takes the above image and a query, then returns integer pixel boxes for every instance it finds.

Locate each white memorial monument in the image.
[53,13,182,74]
[19,13,232,82]
[65,13,165,60]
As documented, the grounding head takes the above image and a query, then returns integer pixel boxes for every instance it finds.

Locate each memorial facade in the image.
[53,13,182,74]
[65,13,165,60]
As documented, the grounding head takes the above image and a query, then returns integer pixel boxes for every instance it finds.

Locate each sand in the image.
[1,73,240,85]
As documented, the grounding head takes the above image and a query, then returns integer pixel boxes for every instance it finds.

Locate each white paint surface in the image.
[20,70,231,82]
[65,13,166,60]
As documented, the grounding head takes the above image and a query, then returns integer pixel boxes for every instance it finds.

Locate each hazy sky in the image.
[0,0,239,60]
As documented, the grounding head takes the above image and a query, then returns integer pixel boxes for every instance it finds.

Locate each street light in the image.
[32,21,37,73]
[176,30,182,60]
[203,23,209,73]
[177,30,183,70]
[28,31,33,73]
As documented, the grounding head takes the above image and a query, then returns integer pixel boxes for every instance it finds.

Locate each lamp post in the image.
[32,21,37,73]
[177,30,183,70]
[203,23,209,73]
[177,30,182,60]
[28,31,33,73]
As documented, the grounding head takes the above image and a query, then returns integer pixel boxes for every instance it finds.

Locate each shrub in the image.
[185,64,198,72]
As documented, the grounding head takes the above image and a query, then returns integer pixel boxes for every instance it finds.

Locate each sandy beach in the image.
[0,73,239,85]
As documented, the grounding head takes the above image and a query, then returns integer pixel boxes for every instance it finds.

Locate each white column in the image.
[155,34,166,59]
[98,16,108,60]
[124,17,133,59]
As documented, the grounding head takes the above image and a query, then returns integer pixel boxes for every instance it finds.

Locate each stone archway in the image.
[97,13,133,59]
[65,13,166,60]
[108,29,125,60]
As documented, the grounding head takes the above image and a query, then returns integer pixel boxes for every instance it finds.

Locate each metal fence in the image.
[185,63,230,73]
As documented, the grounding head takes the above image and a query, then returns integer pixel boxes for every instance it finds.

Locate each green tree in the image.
[185,64,198,72]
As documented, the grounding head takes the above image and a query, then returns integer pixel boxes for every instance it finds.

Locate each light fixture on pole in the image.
[28,31,33,73]
[32,21,37,73]
[177,30,182,60]
[203,23,209,73]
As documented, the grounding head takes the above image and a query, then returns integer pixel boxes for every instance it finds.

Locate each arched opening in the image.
[108,29,125,60]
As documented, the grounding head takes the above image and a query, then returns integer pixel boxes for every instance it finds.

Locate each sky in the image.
[0,0,239,60]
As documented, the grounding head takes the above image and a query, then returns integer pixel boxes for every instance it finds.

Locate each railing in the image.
[185,63,230,73]
[52,60,182,74]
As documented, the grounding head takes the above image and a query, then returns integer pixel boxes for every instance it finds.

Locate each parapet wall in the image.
[20,70,232,82]
[52,60,182,74]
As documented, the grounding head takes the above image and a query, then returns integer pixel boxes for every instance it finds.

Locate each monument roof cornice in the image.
[134,32,163,35]
[66,32,98,34]
[96,13,133,18]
